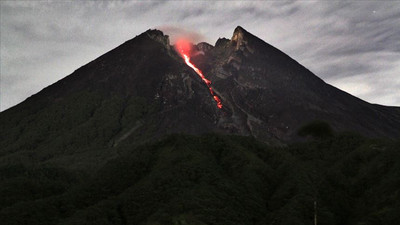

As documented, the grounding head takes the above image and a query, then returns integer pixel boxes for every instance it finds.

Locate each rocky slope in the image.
[191,26,400,142]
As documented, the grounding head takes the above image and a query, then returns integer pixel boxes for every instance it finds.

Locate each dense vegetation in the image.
[0,132,399,225]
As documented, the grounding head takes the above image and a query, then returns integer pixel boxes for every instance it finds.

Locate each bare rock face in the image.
[231,26,254,54]
[215,37,230,48]
[196,42,214,53]
[145,29,171,50]
[193,26,400,142]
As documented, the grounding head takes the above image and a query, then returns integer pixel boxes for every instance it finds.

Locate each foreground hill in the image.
[1,133,399,224]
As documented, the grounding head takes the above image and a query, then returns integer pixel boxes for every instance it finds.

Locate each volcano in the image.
[1,26,400,224]
[2,26,399,145]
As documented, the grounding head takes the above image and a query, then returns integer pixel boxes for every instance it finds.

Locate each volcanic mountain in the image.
[1,26,400,225]
[2,26,399,146]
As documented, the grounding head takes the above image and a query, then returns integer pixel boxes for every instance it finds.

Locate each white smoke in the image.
[156,25,206,44]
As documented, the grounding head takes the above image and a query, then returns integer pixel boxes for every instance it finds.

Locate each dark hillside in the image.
[1,134,399,224]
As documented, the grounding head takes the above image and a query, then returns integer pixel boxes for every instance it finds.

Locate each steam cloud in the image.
[157,25,206,44]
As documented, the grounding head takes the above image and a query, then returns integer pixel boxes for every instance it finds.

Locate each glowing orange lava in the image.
[175,39,223,109]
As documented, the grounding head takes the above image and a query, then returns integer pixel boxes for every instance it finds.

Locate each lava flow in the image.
[175,39,223,109]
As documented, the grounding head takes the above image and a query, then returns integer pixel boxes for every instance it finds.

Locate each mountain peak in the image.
[233,26,247,35]
[144,29,170,49]
[231,26,247,43]
[230,26,255,53]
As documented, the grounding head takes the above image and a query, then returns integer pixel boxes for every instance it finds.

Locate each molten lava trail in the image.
[175,40,222,109]
[182,54,222,109]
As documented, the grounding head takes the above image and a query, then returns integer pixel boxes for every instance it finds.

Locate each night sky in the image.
[1,1,399,111]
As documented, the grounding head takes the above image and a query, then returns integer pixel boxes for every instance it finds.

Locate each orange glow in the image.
[175,39,223,109]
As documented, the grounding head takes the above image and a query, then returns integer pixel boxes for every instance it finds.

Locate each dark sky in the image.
[1,1,399,111]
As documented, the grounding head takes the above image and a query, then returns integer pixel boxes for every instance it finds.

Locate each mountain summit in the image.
[1,26,400,150]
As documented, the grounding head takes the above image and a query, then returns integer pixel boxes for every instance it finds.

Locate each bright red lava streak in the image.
[175,39,223,109]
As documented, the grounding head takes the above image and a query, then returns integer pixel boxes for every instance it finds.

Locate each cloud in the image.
[1,1,399,111]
